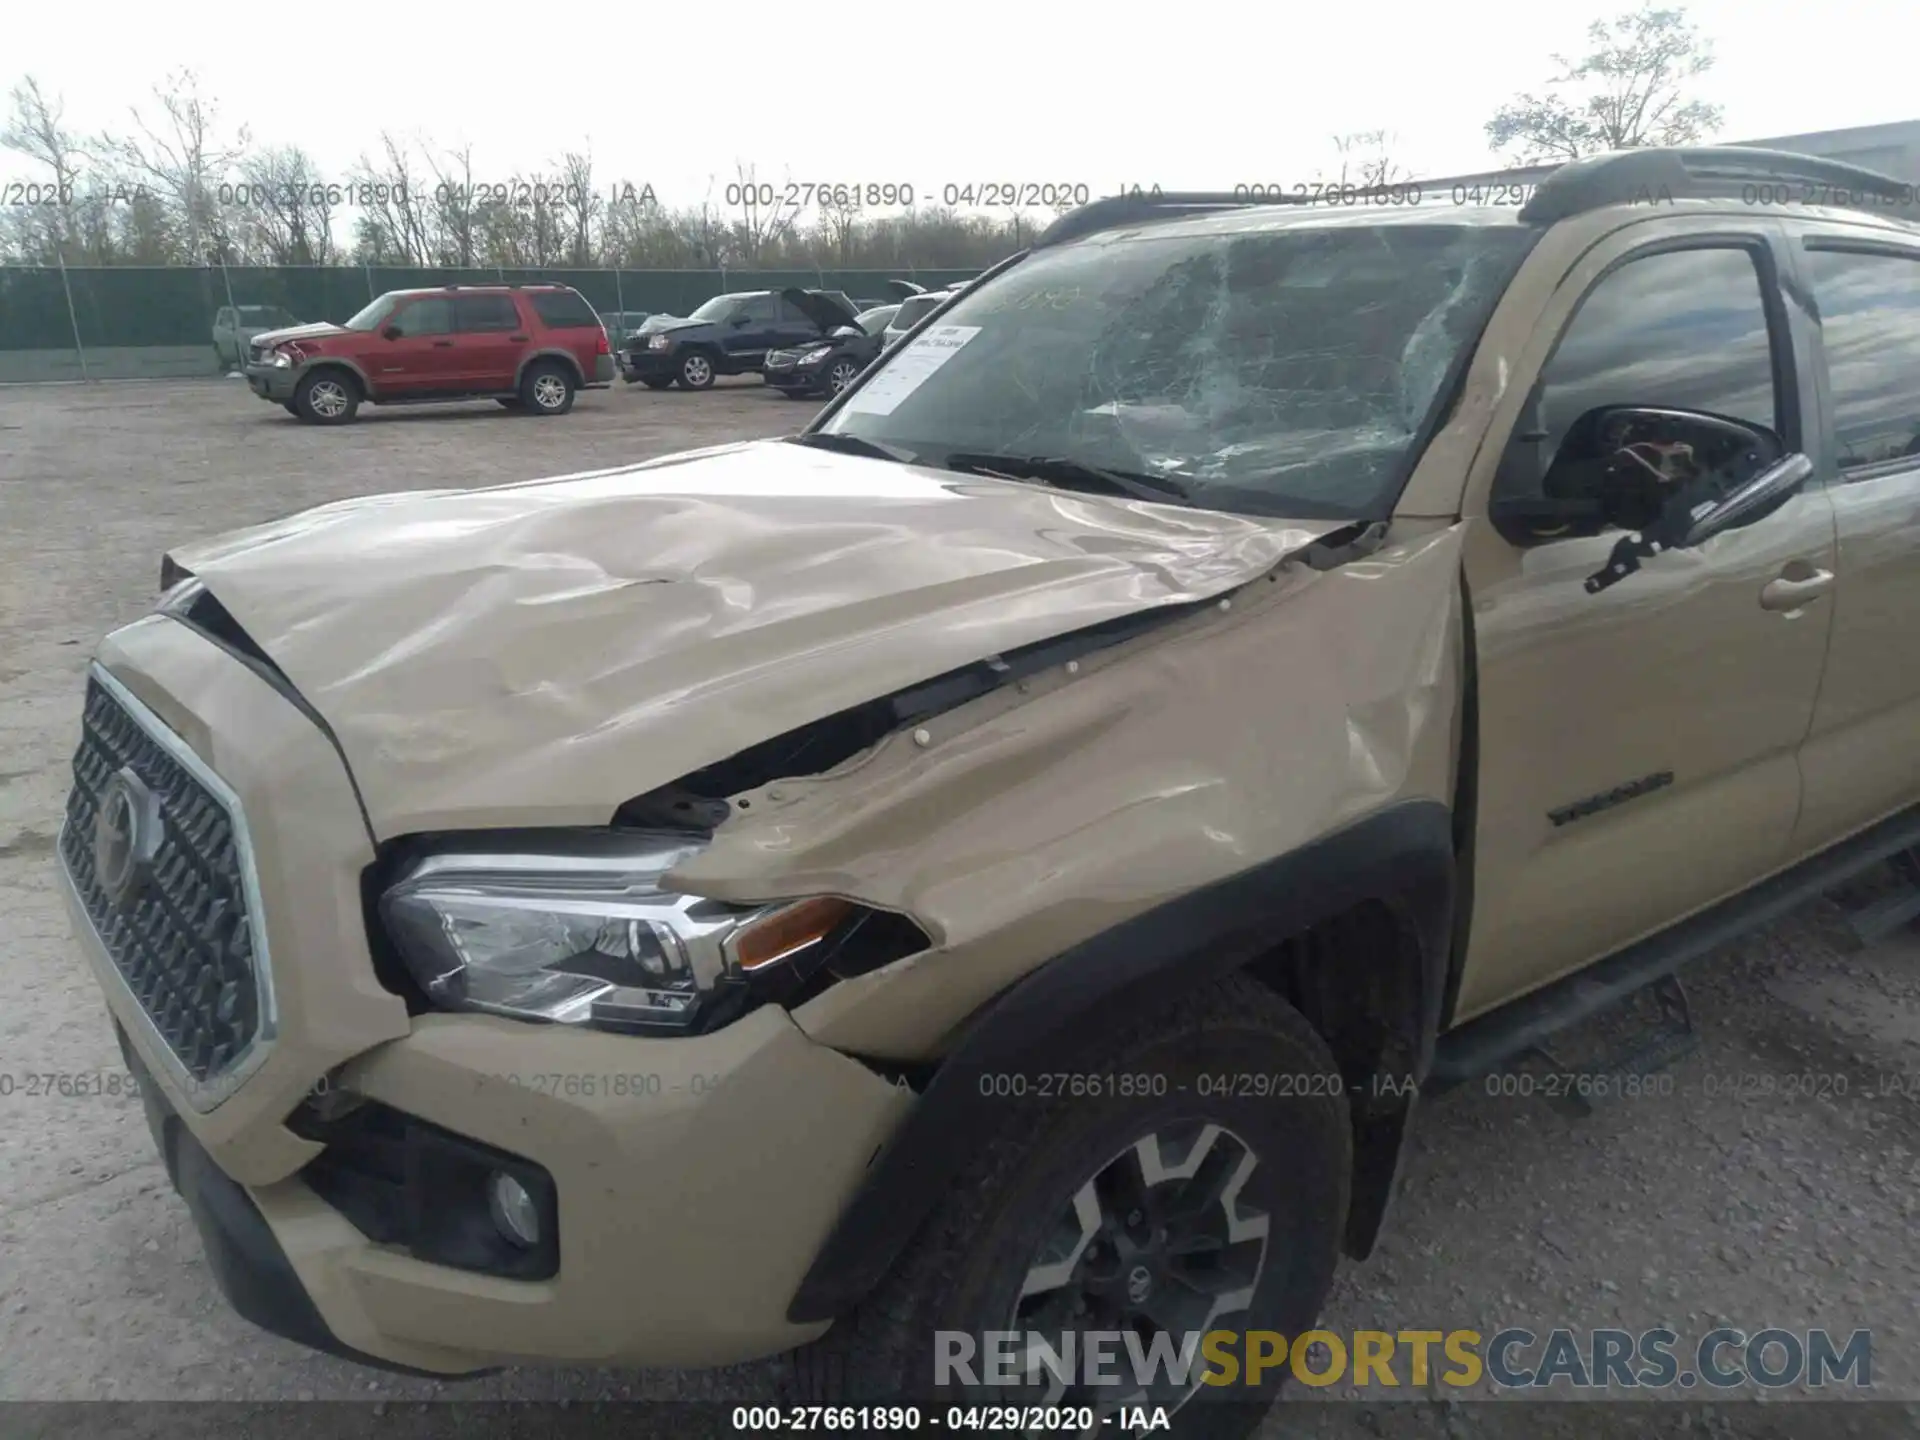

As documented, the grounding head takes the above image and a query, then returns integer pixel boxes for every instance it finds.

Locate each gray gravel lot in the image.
[1,380,1916,1428]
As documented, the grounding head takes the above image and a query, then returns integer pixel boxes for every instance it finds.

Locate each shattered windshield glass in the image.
[820,219,1537,519]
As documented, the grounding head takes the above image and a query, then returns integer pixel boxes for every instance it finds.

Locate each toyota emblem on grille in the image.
[94,767,164,907]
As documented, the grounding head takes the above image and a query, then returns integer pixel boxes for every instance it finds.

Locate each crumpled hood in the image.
[166,440,1346,838]
[246,321,344,348]
[635,314,698,336]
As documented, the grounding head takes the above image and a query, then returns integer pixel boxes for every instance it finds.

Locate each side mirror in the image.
[1491,405,1789,548]
[382,325,403,341]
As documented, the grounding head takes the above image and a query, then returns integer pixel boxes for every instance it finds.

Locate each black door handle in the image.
[432,339,454,347]
[509,333,529,341]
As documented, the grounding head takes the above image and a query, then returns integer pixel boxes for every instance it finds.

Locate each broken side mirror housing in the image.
[1490,405,1788,547]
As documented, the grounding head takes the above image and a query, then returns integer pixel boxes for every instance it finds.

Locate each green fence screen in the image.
[0,264,978,381]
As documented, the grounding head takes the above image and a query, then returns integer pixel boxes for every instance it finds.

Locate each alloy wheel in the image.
[1006,1121,1269,1430]
[307,379,349,419]
[683,355,712,386]
[532,373,568,410]
[830,361,859,393]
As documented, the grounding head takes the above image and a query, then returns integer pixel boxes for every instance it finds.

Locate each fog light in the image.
[488,1172,541,1247]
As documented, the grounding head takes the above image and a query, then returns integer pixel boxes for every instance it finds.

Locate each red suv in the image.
[243,284,615,424]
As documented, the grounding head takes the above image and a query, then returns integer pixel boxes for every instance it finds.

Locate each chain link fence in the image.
[0,263,977,382]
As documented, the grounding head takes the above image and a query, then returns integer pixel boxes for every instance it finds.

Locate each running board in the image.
[1429,802,1920,1090]
[1840,847,1920,948]
[1509,975,1699,1118]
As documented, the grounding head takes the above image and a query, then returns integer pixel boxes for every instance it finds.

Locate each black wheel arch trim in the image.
[784,796,1456,1325]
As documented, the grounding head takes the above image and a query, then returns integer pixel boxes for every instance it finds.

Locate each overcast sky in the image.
[3,0,1914,206]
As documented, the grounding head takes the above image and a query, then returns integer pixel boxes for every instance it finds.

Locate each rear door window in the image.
[454,294,522,333]
[1801,246,1920,472]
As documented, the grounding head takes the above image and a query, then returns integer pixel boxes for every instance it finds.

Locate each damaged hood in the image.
[166,441,1347,838]
[247,321,347,348]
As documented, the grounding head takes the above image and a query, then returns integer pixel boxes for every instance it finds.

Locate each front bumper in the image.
[763,359,828,393]
[619,349,676,383]
[244,363,299,401]
[61,617,914,1372]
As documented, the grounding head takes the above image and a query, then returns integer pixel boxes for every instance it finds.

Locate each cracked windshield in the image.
[822,220,1535,518]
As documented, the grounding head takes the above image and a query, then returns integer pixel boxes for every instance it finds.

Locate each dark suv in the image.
[243,284,615,425]
[620,289,861,390]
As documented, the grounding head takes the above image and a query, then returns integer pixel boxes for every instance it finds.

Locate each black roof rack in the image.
[1514,146,1919,225]
[434,281,566,291]
[1033,190,1315,249]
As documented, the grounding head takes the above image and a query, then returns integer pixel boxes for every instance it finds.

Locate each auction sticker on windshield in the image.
[842,325,982,415]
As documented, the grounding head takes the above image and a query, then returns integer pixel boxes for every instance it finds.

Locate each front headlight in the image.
[267,348,294,367]
[379,832,858,1035]
[795,346,833,365]
[647,334,672,351]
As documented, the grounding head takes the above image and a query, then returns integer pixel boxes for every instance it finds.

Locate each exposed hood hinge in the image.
[1298,520,1391,572]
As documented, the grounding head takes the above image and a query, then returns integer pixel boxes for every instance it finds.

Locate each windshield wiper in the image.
[943,452,1193,506]
[787,431,911,463]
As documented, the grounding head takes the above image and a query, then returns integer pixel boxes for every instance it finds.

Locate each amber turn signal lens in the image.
[732,897,857,971]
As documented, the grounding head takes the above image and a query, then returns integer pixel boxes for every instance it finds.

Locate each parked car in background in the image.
[213,305,302,371]
[879,288,958,351]
[241,284,614,424]
[762,297,895,399]
[620,288,862,390]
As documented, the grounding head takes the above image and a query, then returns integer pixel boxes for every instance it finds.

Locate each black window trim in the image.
[1799,234,1920,485]
[1496,232,1801,511]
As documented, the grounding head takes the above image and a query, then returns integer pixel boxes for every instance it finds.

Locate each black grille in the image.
[247,343,267,364]
[61,678,263,1085]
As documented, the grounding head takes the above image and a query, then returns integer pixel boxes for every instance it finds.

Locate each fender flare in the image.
[513,348,585,389]
[784,797,1456,1324]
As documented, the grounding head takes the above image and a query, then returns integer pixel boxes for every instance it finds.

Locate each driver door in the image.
[1452,229,1840,1020]
[722,292,781,368]
[374,296,456,396]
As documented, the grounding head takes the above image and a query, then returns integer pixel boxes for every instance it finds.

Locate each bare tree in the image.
[232,145,334,264]
[1,77,90,261]
[423,141,479,266]
[727,161,801,263]
[556,150,600,266]
[816,190,862,266]
[1486,4,1724,164]
[350,133,435,263]
[100,68,250,262]
[0,64,1049,272]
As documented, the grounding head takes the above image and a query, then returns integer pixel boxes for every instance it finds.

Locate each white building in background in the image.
[1422,118,1920,189]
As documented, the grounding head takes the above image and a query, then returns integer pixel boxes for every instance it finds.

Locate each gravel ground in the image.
[1,380,1916,1433]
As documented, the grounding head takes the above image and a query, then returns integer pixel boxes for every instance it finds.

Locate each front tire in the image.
[292,369,359,425]
[826,357,862,396]
[676,350,716,390]
[520,360,576,415]
[787,976,1350,1438]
